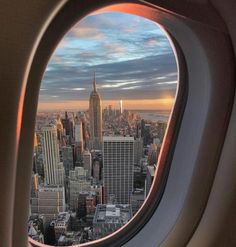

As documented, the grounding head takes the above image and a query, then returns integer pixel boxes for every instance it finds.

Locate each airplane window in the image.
[28,12,178,246]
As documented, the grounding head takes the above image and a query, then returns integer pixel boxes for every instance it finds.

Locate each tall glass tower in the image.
[89,73,102,149]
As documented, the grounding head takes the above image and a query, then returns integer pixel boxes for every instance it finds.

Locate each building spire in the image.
[93,71,97,92]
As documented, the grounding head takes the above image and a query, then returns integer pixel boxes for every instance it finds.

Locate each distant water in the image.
[132,110,170,122]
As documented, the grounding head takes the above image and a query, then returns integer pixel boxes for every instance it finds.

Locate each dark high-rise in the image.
[89,73,102,150]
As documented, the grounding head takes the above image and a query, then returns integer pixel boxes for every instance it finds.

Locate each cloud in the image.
[157,81,178,85]
[102,43,126,54]
[101,79,142,89]
[57,39,67,49]
[50,55,63,64]
[59,87,86,91]
[40,12,178,107]
[121,86,141,90]
[41,53,177,100]
[145,38,158,47]
[155,76,167,80]
[69,27,106,40]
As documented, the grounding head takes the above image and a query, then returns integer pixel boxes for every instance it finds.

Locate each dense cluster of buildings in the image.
[28,75,168,245]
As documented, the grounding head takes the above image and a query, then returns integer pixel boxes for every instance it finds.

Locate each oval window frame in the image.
[27,4,186,246]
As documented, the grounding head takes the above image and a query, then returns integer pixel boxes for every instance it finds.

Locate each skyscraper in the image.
[82,150,92,176]
[55,115,64,144]
[41,125,63,185]
[74,118,83,145]
[62,146,74,177]
[62,111,74,144]
[119,100,123,114]
[103,136,134,204]
[89,73,102,150]
[134,138,143,166]
[74,117,84,159]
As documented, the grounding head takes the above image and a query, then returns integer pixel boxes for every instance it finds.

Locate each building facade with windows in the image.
[41,125,61,185]
[103,136,134,204]
[31,185,66,222]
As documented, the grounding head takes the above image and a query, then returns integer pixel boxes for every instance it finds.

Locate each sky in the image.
[38,12,178,111]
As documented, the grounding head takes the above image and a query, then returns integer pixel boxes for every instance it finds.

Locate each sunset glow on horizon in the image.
[38,98,175,112]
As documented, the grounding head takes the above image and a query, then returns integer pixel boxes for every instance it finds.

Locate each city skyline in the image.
[38,12,177,111]
[30,70,170,244]
[29,12,176,245]
[38,98,175,111]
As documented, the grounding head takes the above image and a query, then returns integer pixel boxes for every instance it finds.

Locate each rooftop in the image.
[103,136,134,141]
[56,212,70,222]
[38,185,64,192]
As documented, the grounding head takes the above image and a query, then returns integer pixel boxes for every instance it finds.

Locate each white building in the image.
[82,150,92,176]
[41,125,62,185]
[103,136,134,204]
[75,120,83,143]
[74,118,84,158]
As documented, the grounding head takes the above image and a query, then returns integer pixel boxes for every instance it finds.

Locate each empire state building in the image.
[89,73,102,149]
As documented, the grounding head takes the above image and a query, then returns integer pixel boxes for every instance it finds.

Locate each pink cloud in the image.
[145,38,158,47]
[103,43,126,54]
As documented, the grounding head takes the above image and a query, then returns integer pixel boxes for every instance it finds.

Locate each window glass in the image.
[28,12,177,246]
